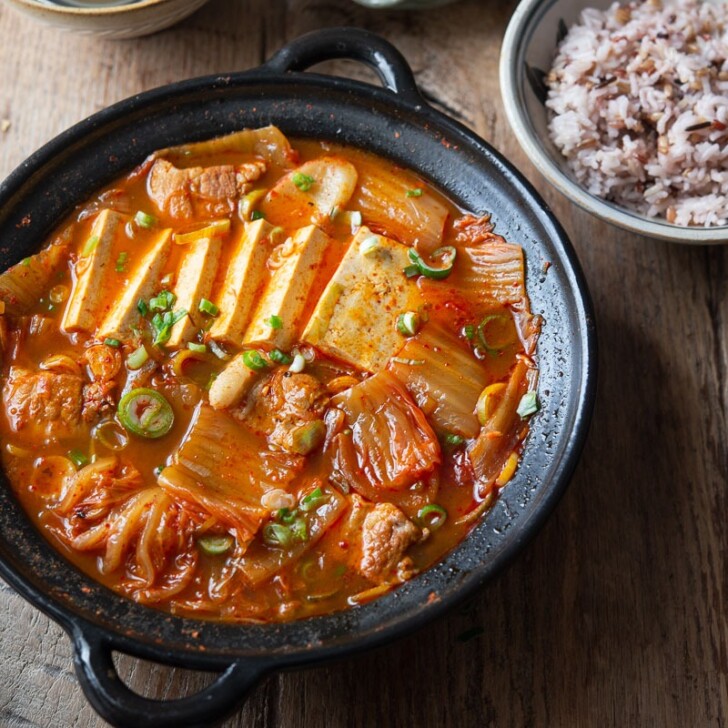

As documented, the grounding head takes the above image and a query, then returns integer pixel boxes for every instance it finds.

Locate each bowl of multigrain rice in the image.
[500,0,728,243]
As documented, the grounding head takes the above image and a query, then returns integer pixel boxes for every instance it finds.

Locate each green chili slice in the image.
[198,535,234,556]
[417,504,448,530]
[118,388,174,439]
[407,246,456,280]
[476,314,514,355]
[243,349,268,371]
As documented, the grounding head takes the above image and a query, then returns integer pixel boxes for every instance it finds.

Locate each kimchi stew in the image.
[0,127,541,622]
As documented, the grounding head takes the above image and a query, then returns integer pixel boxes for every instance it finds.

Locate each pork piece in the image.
[81,344,121,422]
[148,158,266,220]
[345,495,420,584]
[240,370,329,455]
[3,366,83,442]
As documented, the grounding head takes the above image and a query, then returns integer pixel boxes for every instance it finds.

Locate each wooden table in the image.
[1,0,726,725]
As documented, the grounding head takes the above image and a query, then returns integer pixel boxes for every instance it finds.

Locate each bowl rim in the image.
[500,0,728,245]
[9,0,192,17]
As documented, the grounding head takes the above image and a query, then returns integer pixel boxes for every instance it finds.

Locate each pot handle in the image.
[263,27,423,104]
[71,626,268,728]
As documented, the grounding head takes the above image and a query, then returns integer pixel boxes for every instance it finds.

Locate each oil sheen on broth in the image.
[0,127,541,622]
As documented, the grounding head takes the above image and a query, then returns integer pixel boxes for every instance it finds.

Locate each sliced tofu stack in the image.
[261,156,358,226]
[208,219,274,346]
[62,209,126,334]
[243,225,332,350]
[97,229,173,342]
[302,226,421,372]
[166,236,222,347]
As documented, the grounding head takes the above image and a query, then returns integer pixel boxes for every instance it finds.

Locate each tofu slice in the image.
[98,229,173,341]
[243,225,331,350]
[302,227,421,372]
[208,219,273,346]
[167,236,222,347]
[62,209,126,334]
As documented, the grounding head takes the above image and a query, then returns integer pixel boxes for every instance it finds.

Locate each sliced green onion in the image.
[208,339,230,361]
[289,518,308,542]
[403,264,420,279]
[67,449,89,469]
[396,311,420,337]
[359,235,379,256]
[417,504,448,530]
[187,342,207,353]
[443,433,465,447]
[198,298,219,317]
[264,314,283,329]
[263,522,293,548]
[300,487,329,512]
[104,338,121,348]
[152,309,187,346]
[153,465,165,477]
[135,211,157,229]
[408,246,456,280]
[240,189,267,221]
[463,324,475,340]
[292,172,315,191]
[81,235,99,257]
[198,535,234,556]
[251,210,266,221]
[390,357,425,366]
[137,298,149,317]
[517,391,539,418]
[127,345,149,370]
[118,388,174,439]
[289,353,306,373]
[277,507,298,525]
[115,251,128,273]
[20,257,31,268]
[270,349,293,365]
[243,349,268,371]
[149,290,176,312]
[406,188,423,198]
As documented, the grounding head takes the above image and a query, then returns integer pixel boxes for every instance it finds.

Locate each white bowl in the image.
[6,0,211,39]
[500,0,728,244]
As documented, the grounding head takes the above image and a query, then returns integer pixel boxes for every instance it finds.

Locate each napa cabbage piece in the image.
[167,235,222,347]
[355,165,449,253]
[54,457,203,603]
[454,216,541,355]
[302,226,421,372]
[261,156,358,226]
[468,359,531,497]
[158,404,304,546]
[208,219,275,345]
[155,125,296,171]
[237,486,347,586]
[330,370,441,492]
[0,241,68,316]
[243,225,332,349]
[98,228,173,341]
[387,322,489,439]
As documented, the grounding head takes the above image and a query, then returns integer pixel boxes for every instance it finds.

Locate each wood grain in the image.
[1,0,727,725]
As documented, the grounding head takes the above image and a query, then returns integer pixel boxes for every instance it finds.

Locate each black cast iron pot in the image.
[0,28,596,728]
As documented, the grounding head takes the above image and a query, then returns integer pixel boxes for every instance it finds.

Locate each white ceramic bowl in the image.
[500,0,728,244]
[6,0,211,39]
